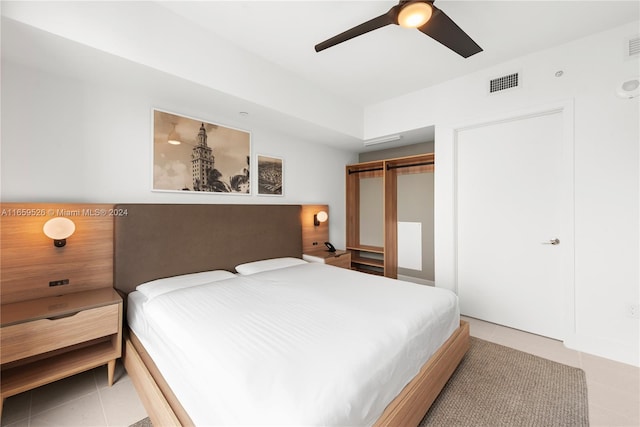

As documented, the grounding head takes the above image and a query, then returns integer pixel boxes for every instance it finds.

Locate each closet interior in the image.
[346,153,434,281]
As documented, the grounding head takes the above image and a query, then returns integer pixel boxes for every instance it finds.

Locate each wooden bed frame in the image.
[113,204,470,427]
[125,321,469,427]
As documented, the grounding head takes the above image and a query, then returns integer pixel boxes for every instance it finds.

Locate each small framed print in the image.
[257,154,283,196]
[153,109,251,194]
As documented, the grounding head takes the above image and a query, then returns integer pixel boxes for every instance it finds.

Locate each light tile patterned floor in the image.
[2,317,639,426]
[1,362,146,427]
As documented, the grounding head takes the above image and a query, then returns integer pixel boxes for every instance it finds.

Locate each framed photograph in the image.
[153,109,251,194]
[257,154,284,196]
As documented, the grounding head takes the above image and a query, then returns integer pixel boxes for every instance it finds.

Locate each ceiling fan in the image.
[314,0,482,58]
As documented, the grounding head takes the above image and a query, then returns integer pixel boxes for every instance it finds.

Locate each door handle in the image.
[542,238,560,245]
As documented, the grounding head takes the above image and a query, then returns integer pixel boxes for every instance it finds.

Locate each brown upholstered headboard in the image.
[113,204,302,294]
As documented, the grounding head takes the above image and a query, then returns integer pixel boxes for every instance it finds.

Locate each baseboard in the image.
[564,333,640,367]
[397,275,435,287]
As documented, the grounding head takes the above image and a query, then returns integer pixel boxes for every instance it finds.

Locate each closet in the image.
[346,153,434,279]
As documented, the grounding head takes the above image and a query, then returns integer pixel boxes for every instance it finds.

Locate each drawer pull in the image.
[47,312,80,321]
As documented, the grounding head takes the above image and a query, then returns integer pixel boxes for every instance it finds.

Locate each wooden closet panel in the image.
[386,153,435,171]
[346,167,360,248]
[384,153,434,279]
[384,167,398,278]
[346,162,383,250]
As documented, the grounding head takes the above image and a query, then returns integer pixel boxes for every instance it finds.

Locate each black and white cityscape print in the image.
[153,110,250,194]
[257,155,283,196]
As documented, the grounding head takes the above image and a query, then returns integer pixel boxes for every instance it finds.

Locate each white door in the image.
[456,109,571,340]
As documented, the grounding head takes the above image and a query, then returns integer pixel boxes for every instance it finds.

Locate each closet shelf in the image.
[346,245,384,254]
[350,254,384,268]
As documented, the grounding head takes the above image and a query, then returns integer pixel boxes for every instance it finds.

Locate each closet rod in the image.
[348,167,384,174]
[386,161,434,170]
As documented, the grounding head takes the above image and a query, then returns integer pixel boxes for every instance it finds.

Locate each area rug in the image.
[129,338,588,427]
[129,417,152,427]
[420,337,589,426]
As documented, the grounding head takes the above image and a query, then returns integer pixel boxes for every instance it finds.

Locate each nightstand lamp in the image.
[43,217,75,247]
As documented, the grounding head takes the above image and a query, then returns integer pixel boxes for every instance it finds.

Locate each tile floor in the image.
[2,317,639,426]
[1,362,146,427]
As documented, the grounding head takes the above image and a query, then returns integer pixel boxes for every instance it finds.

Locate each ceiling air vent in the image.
[489,72,519,94]
[628,36,640,58]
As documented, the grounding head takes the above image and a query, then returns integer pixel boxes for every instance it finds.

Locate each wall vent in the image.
[489,72,519,93]
[628,36,640,58]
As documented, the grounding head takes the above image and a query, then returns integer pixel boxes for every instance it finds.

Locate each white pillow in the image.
[235,257,307,275]
[136,270,236,300]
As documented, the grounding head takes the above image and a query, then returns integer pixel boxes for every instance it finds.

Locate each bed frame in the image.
[114,204,469,426]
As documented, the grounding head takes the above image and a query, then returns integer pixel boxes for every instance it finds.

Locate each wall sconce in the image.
[43,217,76,247]
[314,211,328,226]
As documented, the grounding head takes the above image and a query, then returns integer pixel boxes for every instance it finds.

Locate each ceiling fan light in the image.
[398,2,432,28]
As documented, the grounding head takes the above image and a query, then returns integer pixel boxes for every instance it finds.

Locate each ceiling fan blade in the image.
[418,5,482,58]
[315,11,396,52]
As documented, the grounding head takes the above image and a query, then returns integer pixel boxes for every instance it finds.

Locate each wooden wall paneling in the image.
[300,204,329,254]
[1,203,114,304]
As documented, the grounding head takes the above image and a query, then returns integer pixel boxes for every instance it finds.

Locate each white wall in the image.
[365,22,640,366]
[1,1,363,140]
[2,3,637,366]
[0,55,356,249]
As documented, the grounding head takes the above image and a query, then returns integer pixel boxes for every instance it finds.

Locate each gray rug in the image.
[420,337,589,426]
[130,338,589,427]
[129,417,152,427]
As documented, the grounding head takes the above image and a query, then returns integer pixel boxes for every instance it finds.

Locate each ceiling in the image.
[2,1,638,152]
[160,1,640,107]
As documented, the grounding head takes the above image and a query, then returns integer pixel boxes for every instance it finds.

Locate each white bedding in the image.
[128,262,459,426]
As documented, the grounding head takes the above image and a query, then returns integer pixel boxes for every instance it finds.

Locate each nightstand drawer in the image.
[326,255,351,269]
[303,250,351,270]
[1,304,119,364]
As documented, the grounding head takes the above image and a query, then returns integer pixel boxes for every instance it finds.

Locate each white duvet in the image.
[128,262,459,426]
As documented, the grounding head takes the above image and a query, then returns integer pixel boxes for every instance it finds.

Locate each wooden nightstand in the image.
[303,249,352,269]
[0,288,122,415]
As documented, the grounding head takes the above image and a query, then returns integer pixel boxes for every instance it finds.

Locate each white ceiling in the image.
[2,1,638,152]
[160,1,640,107]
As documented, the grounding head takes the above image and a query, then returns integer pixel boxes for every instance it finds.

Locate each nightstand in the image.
[0,288,122,416]
[303,249,352,269]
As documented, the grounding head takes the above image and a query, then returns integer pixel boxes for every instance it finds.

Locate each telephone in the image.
[324,241,336,252]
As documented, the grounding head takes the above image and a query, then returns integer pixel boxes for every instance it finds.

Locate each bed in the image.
[114,204,469,426]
